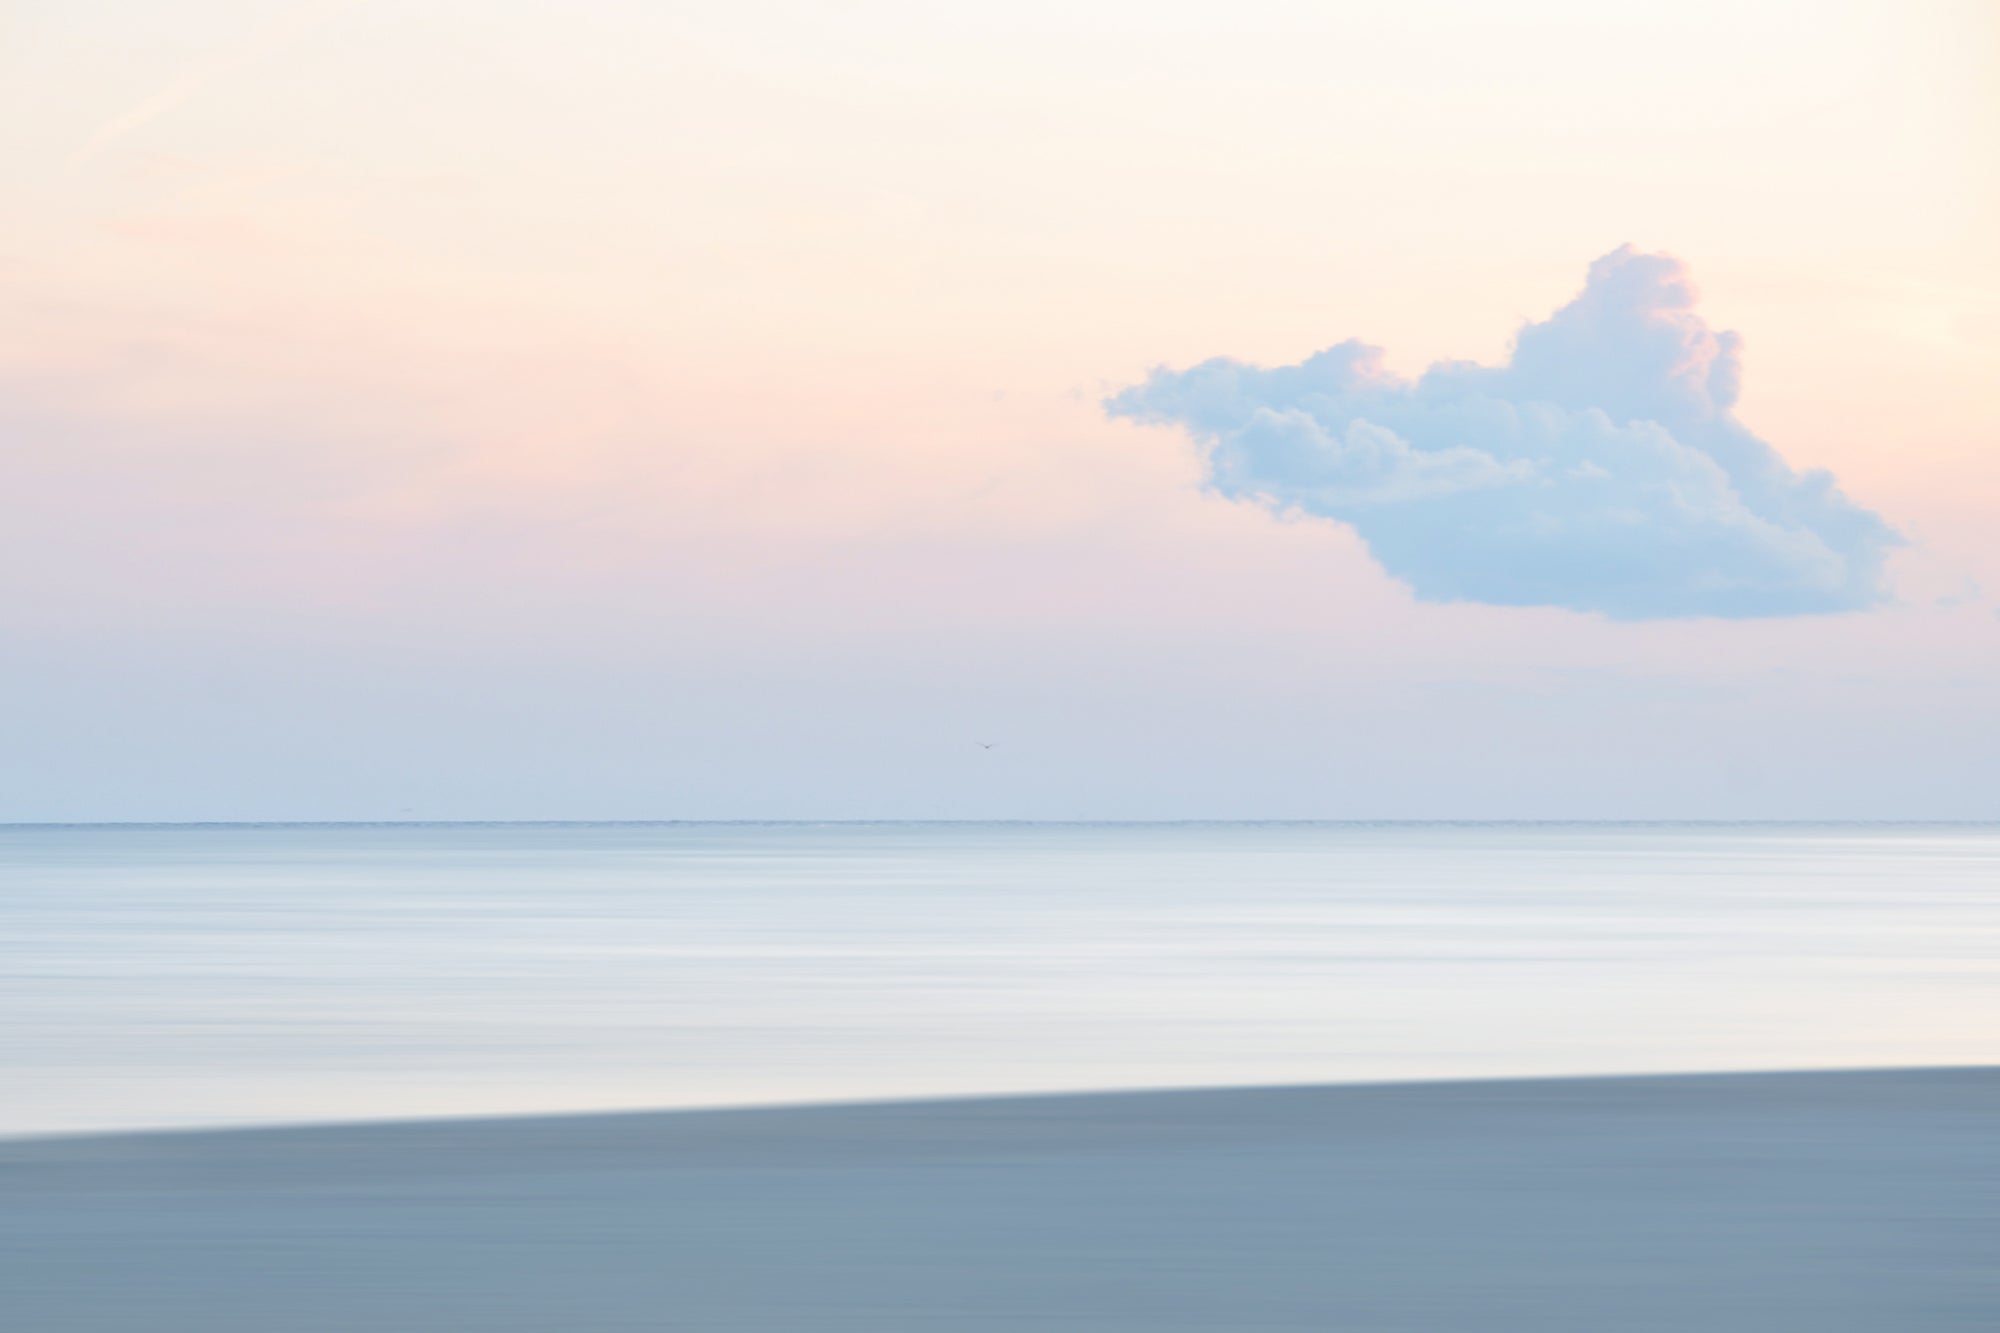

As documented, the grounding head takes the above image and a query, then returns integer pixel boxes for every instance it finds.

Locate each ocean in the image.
[3,821,1996,1137]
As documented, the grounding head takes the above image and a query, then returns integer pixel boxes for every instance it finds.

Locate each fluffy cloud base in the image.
[1108,247,1900,619]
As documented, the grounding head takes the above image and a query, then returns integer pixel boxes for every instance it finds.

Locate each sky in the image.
[1,0,1997,820]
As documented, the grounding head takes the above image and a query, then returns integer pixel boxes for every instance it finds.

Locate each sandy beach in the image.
[4,1067,1995,1330]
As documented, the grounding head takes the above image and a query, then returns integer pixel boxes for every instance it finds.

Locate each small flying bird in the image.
[975,742,996,750]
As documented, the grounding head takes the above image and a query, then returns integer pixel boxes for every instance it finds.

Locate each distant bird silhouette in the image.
[976,742,996,750]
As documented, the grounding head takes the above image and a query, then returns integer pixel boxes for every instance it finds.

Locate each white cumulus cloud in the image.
[1108,246,1900,619]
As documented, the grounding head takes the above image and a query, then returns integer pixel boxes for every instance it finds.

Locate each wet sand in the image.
[3,1068,1996,1330]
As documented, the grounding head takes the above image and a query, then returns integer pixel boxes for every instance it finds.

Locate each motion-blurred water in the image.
[3,821,1996,1136]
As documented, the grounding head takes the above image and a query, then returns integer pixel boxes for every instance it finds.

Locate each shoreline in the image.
[2,1060,1995,1148]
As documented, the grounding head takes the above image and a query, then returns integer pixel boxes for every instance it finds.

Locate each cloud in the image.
[1108,246,1901,619]
[69,0,368,167]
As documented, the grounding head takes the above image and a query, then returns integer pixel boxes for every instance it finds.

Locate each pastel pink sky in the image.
[2,0,1996,818]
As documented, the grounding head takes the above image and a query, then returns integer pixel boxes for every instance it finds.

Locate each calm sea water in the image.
[3,822,1997,1137]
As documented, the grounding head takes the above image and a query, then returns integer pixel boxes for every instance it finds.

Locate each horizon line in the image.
[5,818,1998,830]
